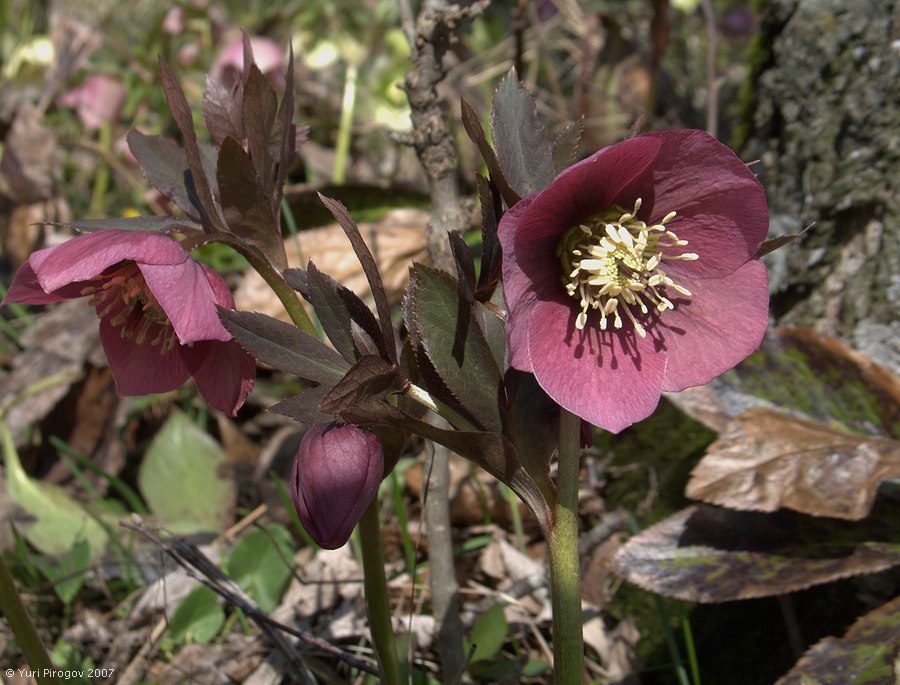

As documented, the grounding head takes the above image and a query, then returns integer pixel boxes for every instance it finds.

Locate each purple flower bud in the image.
[291,423,384,549]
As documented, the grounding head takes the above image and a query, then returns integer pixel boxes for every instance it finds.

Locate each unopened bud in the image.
[290,422,384,549]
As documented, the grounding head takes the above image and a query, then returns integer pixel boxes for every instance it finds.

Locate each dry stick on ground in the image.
[398,2,487,683]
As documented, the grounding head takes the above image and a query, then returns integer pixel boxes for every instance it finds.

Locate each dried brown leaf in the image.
[687,409,900,520]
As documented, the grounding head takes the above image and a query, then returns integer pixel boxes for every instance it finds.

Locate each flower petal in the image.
[180,340,256,416]
[659,259,769,392]
[498,195,539,371]
[29,230,190,293]
[617,130,769,277]
[139,261,232,344]
[98,317,191,395]
[3,261,88,304]
[526,297,668,433]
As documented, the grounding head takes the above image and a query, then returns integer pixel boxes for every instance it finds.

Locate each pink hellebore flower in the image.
[291,423,384,550]
[499,130,769,433]
[212,36,285,88]
[58,75,126,131]
[3,230,255,415]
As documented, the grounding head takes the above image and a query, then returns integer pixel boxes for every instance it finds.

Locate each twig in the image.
[123,517,377,678]
[700,0,720,137]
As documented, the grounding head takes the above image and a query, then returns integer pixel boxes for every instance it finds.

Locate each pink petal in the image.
[180,340,256,415]
[498,195,539,371]
[139,261,231,344]
[3,261,88,304]
[98,317,191,395]
[30,231,189,293]
[616,130,769,277]
[659,259,769,392]
[526,297,668,433]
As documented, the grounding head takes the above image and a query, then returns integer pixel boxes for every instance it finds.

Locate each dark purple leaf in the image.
[242,65,278,201]
[127,130,201,221]
[158,57,224,230]
[307,261,357,362]
[57,215,202,233]
[475,174,503,298]
[490,69,556,196]
[283,268,308,296]
[407,264,504,433]
[757,225,811,258]
[460,98,521,207]
[448,230,476,304]
[203,76,243,145]
[317,194,395,362]
[505,369,558,494]
[219,308,349,384]
[319,355,405,415]
[552,118,583,173]
[217,136,285,269]
[270,386,333,424]
[274,47,297,209]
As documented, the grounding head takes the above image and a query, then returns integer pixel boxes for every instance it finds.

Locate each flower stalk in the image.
[358,498,402,685]
[547,408,585,684]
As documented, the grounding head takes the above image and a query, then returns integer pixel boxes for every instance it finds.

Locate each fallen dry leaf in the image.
[234,208,428,321]
[687,409,900,520]
[611,500,900,603]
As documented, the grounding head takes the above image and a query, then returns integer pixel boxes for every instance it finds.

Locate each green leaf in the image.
[138,411,235,534]
[408,264,504,433]
[226,524,296,612]
[34,540,90,604]
[490,69,556,196]
[127,130,202,222]
[1,422,107,559]
[467,602,507,663]
[775,596,900,685]
[612,493,900,603]
[219,309,350,384]
[168,586,225,644]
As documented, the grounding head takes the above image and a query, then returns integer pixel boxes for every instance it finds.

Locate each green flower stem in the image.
[0,552,60,685]
[332,60,359,184]
[548,408,585,684]
[182,233,317,337]
[88,122,112,218]
[358,499,402,685]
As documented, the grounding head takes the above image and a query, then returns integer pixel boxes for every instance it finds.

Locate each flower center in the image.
[555,198,698,338]
[83,263,179,353]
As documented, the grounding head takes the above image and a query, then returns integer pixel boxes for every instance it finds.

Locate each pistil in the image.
[556,199,698,338]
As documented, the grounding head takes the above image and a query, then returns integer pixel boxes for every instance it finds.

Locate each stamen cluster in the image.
[555,199,698,337]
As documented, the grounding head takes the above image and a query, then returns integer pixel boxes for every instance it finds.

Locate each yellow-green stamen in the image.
[555,198,698,338]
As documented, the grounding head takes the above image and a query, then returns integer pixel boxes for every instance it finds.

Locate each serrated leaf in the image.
[168,586,225,644]
[757,224,811,258]
[475,175,503,298]
[612,497,900,603]
[220,309,350,384]
[158,57,224,230]
[467,603,508,663]
[448,230,476,304]
[242,64,278,200]
[319,355,404,415]
[409,264,504,433]
[226,524,295,612]
[203,76,243,145]
[138,411,235,534]
[775,596,900,685]
[552,118,583,173]
[2,421,107,559]
[127,130,203,222]
[217,136,285,269]
[318,194,395,360]
[687,409,900,520]
[275,47,298,207]
[307,261,358,363]
[460,98,520,208]
[490,70,556,196]
[270,386,334,424]
[57,215,202,233]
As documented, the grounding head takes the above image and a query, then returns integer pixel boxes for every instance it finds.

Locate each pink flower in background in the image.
[3,230,255,415]
[499,129,769,433]
[212,36,284,88]
[291,423,383,549]
[58,75,126,131]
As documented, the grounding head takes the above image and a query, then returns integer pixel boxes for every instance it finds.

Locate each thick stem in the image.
[358,499,402,685]
[547,409,584,684]
[0,551,60,685]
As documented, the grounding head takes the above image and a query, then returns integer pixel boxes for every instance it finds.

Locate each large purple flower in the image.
[3,230,255,415]
[499,130,769,433]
